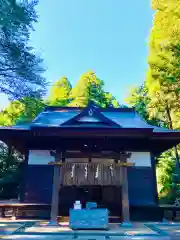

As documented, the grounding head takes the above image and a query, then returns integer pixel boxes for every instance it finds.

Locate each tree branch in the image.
[0,67,19,72]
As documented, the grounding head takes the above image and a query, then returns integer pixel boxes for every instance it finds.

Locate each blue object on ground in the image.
[69,208,108,229]
[86,202,97,209]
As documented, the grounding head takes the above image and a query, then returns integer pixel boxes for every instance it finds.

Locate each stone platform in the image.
[1,220,180,239]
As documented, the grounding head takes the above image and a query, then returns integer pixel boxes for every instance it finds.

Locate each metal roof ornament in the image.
[88,109,93,116]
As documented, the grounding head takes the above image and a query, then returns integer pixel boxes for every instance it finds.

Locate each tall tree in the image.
[146,1,180,129]
[48,77,72,106]
[0,97,45,126]
[15,97,45,124]
[126,84,150,121]
[126,84,164,126]
[0,0,47,100]
[126,0,180,202]
[69,71,119,107]
[146,1,180,170]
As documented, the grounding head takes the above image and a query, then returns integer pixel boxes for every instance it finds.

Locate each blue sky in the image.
[0,0,154,109]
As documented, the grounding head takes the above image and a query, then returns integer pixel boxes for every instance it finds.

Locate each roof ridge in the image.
[44,105,135,113]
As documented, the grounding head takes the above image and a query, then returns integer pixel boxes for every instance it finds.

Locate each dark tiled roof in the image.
[32,110,80,126]
[1,104,179,133]
[102,112,153,129]
[31,108,138,128]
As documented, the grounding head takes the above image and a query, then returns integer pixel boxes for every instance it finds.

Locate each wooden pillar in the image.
[50,165,60,224]
[49,151,63,225]
[121,165,130,223]
[120,152,132,225]
[19,150,29,202]
[151,153,158,204]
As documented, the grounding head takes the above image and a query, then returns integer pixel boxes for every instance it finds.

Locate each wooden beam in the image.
[49,151,134,163]
[48,161,135,167]
[50,150,121,159]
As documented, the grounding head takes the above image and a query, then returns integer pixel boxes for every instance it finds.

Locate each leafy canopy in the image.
[69,71,119,108]
[127,0,180,203]
[0,0,47,100]
[48,77,72,106]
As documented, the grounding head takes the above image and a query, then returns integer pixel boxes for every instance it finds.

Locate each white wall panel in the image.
[28,150,54,165]
[28,150,151,167]
[128,152,151,167]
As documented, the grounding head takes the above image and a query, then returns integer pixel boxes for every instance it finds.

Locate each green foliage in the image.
[69,71,119,108]
[126,85,149,121]
[126,0,180,203]
[0,0,47,100]
[0,101,24,126]
[126,84,161,126]
[0,71,120,127]
[156,151,175,197]
[48,77,72,106]
[146,2,180,196]
[146,1,180,129]
[0,143,23,199]
[16,98,45,124]
[0,97,45,126]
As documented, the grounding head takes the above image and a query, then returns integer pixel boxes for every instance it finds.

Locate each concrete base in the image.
[47,221,59,226]
[121,222,133,227]
[162,218,169,224]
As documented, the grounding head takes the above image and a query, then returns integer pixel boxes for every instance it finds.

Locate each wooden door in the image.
[102,186,122,216]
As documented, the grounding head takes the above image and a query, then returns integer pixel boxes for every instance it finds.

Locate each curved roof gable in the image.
[4,102,180,134]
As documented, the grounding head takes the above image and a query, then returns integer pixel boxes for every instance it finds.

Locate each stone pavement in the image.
[0,222,22,237]
[1,220,180,240]
[150,223,180,240]
[0,235,171,239]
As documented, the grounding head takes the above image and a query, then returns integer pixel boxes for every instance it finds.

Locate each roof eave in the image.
[30,126,153,137]
[152,131,180,140]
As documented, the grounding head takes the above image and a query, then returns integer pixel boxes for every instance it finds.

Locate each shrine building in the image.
[0,102,180,223]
